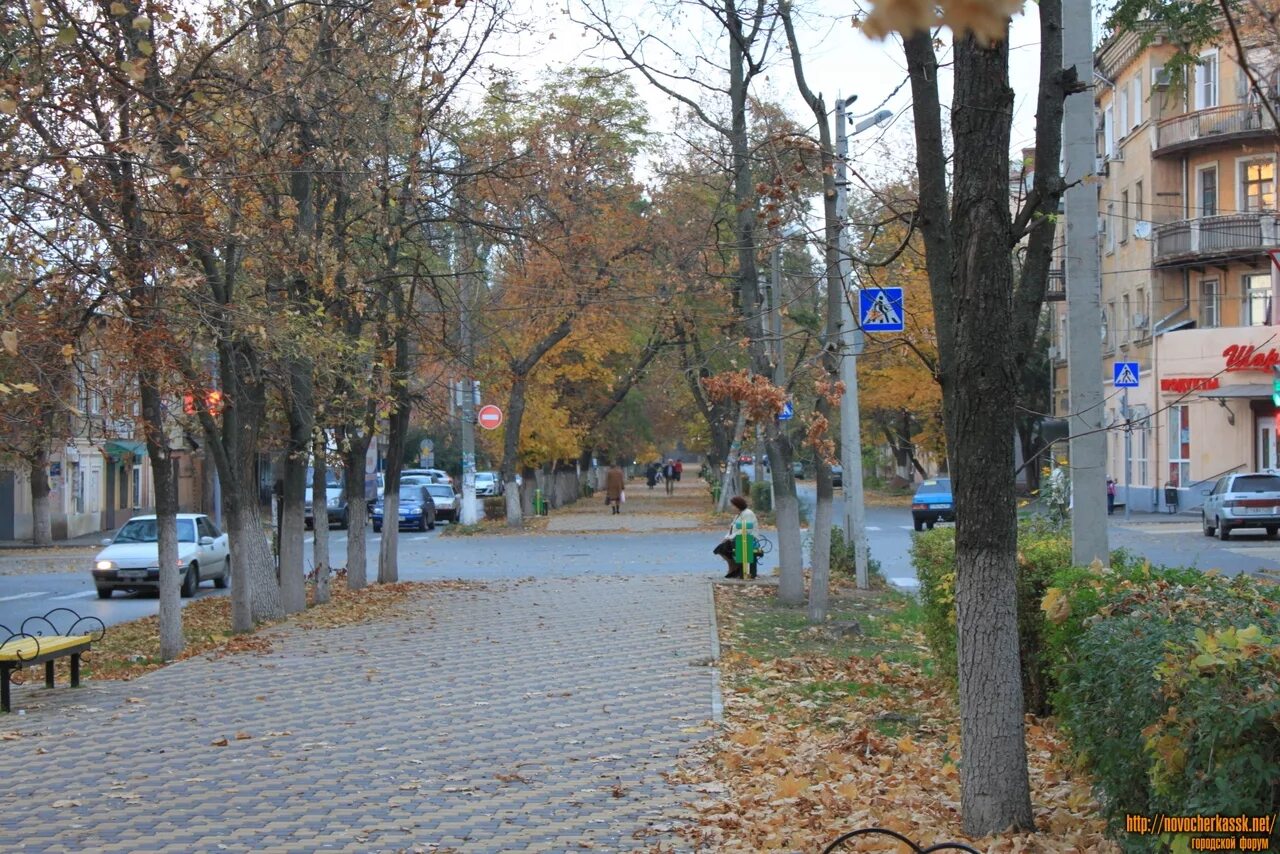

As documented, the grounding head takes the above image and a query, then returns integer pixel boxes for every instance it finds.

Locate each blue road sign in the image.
[1113,362,1140,388]
[859,287,905,332]
[778,400,794,421]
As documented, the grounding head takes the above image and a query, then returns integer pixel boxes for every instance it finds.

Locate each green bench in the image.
[0,609,105,713]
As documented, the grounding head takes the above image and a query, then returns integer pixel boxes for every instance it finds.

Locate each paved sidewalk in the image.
[0,575,718,853]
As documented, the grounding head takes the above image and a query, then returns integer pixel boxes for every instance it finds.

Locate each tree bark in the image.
[29,449,51,547]
[378,314,411,585]
[501,376,529,527]
[310,429,331,605]
[139,372,183,660]
[343,433,371,590]
[279,392,311,615]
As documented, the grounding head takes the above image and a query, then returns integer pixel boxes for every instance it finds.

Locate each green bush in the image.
[829,526,883,586]
[1051,574,1280,844]
[910,517,1108,714]
[750,480,772,513]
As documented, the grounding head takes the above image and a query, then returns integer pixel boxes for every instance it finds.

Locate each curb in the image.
[706,581,723,725]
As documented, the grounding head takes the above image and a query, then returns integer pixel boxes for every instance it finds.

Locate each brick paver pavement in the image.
[0,575,719,853]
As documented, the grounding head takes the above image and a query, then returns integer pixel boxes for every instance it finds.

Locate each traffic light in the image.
[1273,365,1280,406]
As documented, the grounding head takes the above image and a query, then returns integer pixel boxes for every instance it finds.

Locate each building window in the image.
[1105,301,1115,350]
[1106,202,1116,252]
[1135,180,1144,223]
[1199,280,1220,328]
[1197,49,1218,110]
[1199,167,1218,217]
[1131,75,1143,127]
[1120,190,1129,243]
[70,461,84,514]
[1169,404,1191,488]
[1240,159,1275,211]
[132,463,142,508]
[1136,410,1149,485]
[1118,86,1129,137]
[1245,272,1271,325]
[1103,105,1115,158]
[1122,294,1132,342]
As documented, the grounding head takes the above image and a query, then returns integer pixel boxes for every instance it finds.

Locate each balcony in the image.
[1045,266,1065,301]
[1154,103,1277,157]
[1152,212,1279,266]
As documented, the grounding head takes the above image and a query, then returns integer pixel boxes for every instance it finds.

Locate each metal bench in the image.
[0,608,106,713]
[823,827,981,853]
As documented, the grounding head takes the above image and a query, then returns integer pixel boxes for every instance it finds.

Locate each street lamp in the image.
[836,97,892,589]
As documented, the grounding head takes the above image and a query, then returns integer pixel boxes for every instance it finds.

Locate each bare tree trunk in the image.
[28,449,51,546]
[140,359,182,660]
[501,376,529,527]
[279,419,309,615]
[310,429,331,604]
[718,409,747,513]
[344,436,371,590]
[224,485,277,631]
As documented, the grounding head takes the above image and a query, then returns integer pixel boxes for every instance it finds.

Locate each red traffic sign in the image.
[477,404,503,430]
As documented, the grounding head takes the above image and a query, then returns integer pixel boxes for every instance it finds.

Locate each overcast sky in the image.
[490,1,1048,177]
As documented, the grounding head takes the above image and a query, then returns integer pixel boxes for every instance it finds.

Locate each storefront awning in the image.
[1198,383,1274,399]
[102,440,145,460]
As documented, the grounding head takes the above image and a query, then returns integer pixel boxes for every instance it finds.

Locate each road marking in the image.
[866,526,882,531]
[888,577,920,589]
[0,591,48,602]
[50,590,96,600]
[898,525,916,531]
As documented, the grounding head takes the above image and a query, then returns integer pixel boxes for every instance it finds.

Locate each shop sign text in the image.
[1160,376,1221,393]
[1223,344,1280,372]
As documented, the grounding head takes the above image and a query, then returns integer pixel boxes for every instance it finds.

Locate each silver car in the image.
[424,483,459,521]
[1201,472,1280,540]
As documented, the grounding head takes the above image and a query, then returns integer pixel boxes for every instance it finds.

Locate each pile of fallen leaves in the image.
[668,583,1119,853]
[13,577,483,684]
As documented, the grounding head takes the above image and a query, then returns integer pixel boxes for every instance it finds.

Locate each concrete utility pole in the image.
[458,251,479,526]
[1064,0,1108,564]
[835,94,870,589]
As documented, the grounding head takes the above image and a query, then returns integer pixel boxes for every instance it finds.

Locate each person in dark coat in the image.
[604,463,626,515]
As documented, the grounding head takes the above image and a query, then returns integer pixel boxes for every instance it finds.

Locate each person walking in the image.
[713,495,760,579]
[1106,476,1116,516]
[646,462,659,490]
[673,459,683,482]
[662,459,676,495]
[604,462,626,515]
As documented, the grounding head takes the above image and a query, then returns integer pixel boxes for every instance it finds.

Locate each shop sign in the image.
[1160,376,1221,393]
[1223,344,1280,372]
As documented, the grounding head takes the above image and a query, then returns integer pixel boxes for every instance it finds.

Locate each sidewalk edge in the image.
[706,580,723,725]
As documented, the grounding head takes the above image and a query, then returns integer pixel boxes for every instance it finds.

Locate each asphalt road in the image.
[4,498,1277,632]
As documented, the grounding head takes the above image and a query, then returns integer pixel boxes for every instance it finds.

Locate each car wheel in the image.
[1202,513,1215,537]
[181,563,199,598]
[372,523,382,533]
[1268,527,1279,539]
[1217,517,1231,541]
[913,519,923,532]
[214,557,230,589]
[96,587,112,599]
[304,518,313,531]
[338,510,349,531]
[926,521,935,530]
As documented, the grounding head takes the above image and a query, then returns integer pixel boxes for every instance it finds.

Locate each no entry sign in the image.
[477,404,503,430]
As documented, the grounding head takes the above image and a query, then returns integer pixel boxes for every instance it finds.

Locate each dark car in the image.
[831,464,843,488]
[371,484,437,533]
[1202,471,1280,540]
[911,477,954,531]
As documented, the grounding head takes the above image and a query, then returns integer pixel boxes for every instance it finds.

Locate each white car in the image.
[1202,471,1280,540]
[92,513,231,599]
[474,471,502,496]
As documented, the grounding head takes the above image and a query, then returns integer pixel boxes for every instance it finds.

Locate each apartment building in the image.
[1052,25,1280,511]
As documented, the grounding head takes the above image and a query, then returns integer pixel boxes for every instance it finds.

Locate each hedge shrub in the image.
[750,480,772,513]
[482,497,504,520]
[910,518,1139,714]
[1049,573,1280,844]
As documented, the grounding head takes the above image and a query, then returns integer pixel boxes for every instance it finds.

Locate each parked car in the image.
[371,484,437,532]
[911,477,954,531]
[475,471,502,496]
[1201,471,1280,540]
[831,464,843,488]
[305,468,350,530]
[792,461,805,479]
[92,513,230,599]
[424,483,459,521]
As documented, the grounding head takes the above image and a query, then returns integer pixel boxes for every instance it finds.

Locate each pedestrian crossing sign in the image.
[1113,361,1140,388]
[859,287,905,332]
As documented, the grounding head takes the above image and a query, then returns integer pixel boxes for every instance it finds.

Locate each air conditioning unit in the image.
[1133,313,1149,330]
[1152,67,1171,89]
[1047,345,1059,360]
[1095,156,1109,176]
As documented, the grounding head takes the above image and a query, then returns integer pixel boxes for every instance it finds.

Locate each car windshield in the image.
[116,518,197,543]
[399,487,422,502]
[1232,475,1280,493]
[476,473,494,482]
[916,479,951,494]
[427,485,453,498]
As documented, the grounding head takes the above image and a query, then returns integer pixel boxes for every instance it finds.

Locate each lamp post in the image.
[836,101,891,589]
